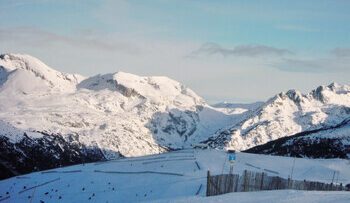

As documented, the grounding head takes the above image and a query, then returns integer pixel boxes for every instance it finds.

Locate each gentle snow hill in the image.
[206,82,350,151]
[0,149,349,203]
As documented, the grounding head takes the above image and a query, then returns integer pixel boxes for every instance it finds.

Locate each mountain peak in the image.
[78,71,204,108]
[328,82,339,89]
[285,89,303,104]
[0,53,84,93]
[310,83,350,103]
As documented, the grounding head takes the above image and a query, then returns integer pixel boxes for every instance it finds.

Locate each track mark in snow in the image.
[41,171,58,174]
[142,158,196,165]
[15,176,30,179]
[0,196,10,202]
[41,170,82,174]
[195,184,202,195]
[263,168,279,175]
[195,161,201,170]
[61,170,82,173]
[170,150,194,154]
[94,157,166,165]
[245,163,261,169]
[94,170,184,176]
[18,178,60,194]
[168,155,195,158]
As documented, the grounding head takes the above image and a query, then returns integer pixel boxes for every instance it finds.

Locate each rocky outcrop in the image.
[0,132,107,180]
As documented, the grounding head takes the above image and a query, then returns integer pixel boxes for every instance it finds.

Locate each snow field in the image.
[0,149,349,202]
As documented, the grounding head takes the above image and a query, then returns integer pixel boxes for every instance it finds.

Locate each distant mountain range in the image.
[0,54,349,179]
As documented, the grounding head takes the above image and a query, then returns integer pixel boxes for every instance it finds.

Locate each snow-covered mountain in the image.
[245,118,350,158]
[212,101,264,115]
[1,53,350,179]
[0,54,239,177]
[205,83,350,151]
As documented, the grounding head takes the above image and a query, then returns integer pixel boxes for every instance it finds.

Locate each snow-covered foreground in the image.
[161,190,350,203]
[0,150,349,202]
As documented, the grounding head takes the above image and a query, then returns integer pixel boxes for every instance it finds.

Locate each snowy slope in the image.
[206,83,350,151]
[0,149,349,202]
[161,190,350,203]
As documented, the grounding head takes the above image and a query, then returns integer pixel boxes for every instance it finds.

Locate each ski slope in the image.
[0,150,349,202]
[161,190,350,203]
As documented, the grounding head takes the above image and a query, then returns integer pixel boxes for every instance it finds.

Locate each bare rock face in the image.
[0,125,107,180]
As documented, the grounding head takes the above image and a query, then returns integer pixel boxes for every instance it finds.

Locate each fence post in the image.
[243,170,248,192]
[206,170,210,196]
[234,175,239,192]
[287,177,290,189]
[260,172,264,190]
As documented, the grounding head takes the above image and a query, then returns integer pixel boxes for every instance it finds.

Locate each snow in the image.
[0,120,24,143]
[0,150,349,202]
[159,190,350,203]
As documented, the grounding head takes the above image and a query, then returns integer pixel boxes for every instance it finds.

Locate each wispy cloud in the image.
[0,26,140,54]
[331,47,350,58]
[277,25,319,32]
[0,0,55,9]
[272,57,349,73]
[188,42,293,58]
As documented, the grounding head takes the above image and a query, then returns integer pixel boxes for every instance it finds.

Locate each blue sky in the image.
[1,0,350,103]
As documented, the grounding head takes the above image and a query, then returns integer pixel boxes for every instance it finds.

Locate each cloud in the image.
[0,26,140,54]
[188,42,293,58]
[272,57,349,73]
[0,0,57,9]
[331,48,350,58]
[277,25,318,32]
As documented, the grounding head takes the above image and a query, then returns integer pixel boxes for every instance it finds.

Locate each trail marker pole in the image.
[228,150,236,175]
[290,157,296,180]
[335,171,339,184]
[331,171,336,184]
[206,170,210,196]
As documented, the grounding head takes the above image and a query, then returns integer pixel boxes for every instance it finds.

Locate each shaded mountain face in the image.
[244,118,350,159]
[0,122,106,180]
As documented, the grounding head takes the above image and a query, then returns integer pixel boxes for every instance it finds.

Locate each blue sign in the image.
[228,154,236,162]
